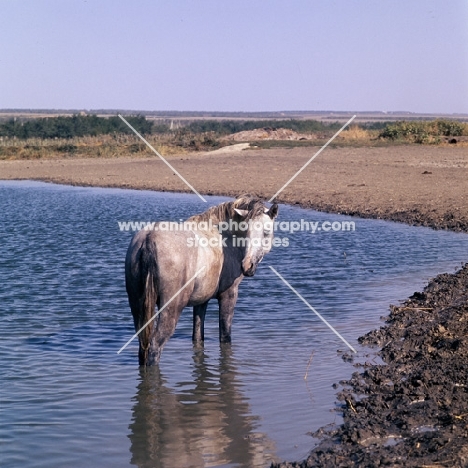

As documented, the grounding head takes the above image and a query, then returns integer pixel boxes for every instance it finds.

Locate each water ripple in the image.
[1,181,467,467]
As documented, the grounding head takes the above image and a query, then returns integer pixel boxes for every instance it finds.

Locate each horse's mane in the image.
[187,194,266,224]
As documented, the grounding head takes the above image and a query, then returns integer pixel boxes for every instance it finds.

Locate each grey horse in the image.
[125,194,279,366]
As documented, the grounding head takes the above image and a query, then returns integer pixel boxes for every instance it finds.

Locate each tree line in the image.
[0,115,152,139]
[0,114,344,140]
[2,113,465,142]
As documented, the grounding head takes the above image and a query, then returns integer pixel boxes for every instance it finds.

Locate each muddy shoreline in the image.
[273,263,468,467]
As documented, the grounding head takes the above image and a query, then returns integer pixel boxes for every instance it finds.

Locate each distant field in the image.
[1,109,468,124]
[1,111,467,160]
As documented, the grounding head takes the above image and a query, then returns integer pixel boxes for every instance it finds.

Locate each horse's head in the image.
[234,202,279,277]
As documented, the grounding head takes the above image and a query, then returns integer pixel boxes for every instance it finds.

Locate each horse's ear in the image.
[267,203,279,219]
[234,208,249,218]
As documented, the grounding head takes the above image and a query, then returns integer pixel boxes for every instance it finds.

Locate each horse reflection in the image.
[128,345,276,468]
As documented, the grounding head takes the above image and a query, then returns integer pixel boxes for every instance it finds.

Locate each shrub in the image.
[435,119,465,136]
[379,119,467,144]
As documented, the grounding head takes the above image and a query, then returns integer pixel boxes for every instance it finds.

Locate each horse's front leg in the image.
[192,302,208,343]
[218,285,239,343]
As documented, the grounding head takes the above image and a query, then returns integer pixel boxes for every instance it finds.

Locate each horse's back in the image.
[126,229,223,305]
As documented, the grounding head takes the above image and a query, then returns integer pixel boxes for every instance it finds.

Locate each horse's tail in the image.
[138,234,159,364]
[125,232,159,365]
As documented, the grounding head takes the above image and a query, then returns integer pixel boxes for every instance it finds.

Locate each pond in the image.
[1,181,467,467]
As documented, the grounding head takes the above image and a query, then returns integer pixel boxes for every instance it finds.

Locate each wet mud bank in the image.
[274,263,468,467]
[289,199,468,234]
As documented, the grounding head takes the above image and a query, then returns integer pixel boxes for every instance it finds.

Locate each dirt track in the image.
[0,144,467,231]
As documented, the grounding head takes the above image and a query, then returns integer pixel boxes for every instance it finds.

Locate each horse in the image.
[125,194,279,366]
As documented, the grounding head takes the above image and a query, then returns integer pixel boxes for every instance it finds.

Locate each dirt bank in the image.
[273,263,468,467]
[0,144,467,232]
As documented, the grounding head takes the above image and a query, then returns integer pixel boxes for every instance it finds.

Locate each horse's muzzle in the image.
[242,263,257,277]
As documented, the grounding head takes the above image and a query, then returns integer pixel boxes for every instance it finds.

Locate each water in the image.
[1,180,467,467]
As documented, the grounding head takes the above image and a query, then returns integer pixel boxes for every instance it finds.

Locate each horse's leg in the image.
[146,298,185,365]
[192,302,209,343]
[218,284,239,343]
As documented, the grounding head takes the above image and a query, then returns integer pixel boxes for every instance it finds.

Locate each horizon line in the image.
[1,108,467,117]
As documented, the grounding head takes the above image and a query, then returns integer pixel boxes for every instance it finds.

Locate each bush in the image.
[171,130,222,151]
[435,119,465,137]
[379,119,467,144]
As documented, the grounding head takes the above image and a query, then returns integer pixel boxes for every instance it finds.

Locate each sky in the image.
[1,0,467,114]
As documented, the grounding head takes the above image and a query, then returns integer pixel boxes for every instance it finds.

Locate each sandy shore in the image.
[1,144,467,232]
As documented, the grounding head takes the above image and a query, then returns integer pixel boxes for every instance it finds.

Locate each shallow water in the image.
[1,180,467,467]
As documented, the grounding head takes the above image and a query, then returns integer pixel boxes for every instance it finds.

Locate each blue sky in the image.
[1,0,467,113]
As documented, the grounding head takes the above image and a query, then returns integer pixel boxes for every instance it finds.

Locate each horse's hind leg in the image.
[192,302,208,343]
[127,291,158,366]
[126,270,160,366]
[147,299,185,364]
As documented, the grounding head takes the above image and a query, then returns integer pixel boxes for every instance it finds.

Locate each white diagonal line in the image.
[118,114,207,202]
[269,115,356,203]
[269,266,357,353]
[117,266,206,354]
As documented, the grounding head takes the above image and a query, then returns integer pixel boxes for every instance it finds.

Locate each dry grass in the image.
[2,123,466,160]
[0,134,187,160]
[339,125,376,142]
